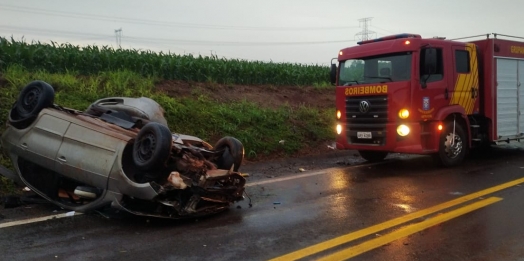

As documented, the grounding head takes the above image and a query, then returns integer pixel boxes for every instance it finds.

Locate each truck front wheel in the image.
[358,150,388,162]
[435,122,468,167]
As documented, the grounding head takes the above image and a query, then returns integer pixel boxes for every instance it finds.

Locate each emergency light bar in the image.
[357,33,421,45]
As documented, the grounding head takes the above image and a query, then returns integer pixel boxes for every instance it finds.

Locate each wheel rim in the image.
[135,133,156,163]
[444,132,462,159]
[21,88,41,113]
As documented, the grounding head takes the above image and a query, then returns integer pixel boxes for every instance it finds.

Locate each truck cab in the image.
[332,33,485,166]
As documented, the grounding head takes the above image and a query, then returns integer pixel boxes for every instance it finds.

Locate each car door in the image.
[55,122,122,188]
[18,113,70,170]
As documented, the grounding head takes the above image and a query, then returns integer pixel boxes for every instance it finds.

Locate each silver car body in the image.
[1,95,245,218]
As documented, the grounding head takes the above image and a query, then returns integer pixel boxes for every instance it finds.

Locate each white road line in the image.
[0,211,83,229]
[246,169,332,187]
[246,160,389,187]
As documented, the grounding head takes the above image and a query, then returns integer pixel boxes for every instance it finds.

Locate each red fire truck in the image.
[330,33,524,166]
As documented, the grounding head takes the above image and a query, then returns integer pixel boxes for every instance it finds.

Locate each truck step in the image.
[470,125,480,128]
[471,138,482,141]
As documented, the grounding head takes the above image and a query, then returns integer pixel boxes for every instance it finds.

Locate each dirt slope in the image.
[156,80,335,110]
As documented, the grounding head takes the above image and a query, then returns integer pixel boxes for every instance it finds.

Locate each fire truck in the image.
[331,33,524,166]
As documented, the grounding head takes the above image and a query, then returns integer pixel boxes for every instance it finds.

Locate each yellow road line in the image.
[318,197,502,261]
[269,177,524,261]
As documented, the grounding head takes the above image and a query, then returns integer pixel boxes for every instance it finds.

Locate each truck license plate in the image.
[357,132,372,139]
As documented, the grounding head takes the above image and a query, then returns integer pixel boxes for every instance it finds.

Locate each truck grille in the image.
[345,95,388,145]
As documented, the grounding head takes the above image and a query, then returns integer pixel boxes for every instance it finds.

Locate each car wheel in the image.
[435,122,468,167]
[133,122,173,170]
[358,150,388,162]
[9,81,55,129]
[214,136,244,172]
[15,81,55,119]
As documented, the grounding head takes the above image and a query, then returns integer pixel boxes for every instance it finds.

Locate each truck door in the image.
[450,44,479,114]
[496,58,522,138]
[418,46,452,120]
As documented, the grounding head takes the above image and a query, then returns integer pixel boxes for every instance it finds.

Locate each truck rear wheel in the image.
[435,122,468,167]
[358,150,388,162]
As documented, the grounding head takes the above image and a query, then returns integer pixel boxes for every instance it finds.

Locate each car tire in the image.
[435,122,468,167]
[9,81,55,129]
[214,136,244,172]
[133,122,173,170]
[358,150,388,162]
[15,81,55,119]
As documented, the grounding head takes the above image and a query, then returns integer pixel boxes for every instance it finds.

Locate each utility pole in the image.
[355,17,376,41]
[115,28,122,48]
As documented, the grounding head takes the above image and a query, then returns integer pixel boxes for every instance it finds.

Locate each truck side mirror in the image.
[421,48,437,89]
[424,48,437,75]
[330,63,337,85]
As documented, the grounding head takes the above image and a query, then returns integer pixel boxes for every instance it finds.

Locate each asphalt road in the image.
[2,145,524,261]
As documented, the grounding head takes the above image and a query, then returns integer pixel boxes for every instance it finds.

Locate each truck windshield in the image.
[339,52,412,86]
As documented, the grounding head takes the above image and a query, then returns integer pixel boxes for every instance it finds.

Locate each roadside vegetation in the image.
[0,38,336,195]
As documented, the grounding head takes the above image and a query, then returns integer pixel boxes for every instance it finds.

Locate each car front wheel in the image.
[214,136,244,172]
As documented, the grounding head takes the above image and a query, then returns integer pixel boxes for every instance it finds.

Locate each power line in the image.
[370,25,396,35]
[0,25,113,41]
[0,4,359,31]
[0,25,356,46]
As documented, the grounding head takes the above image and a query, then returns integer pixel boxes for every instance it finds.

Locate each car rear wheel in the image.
[214,136,244,172]
[133,122,173,170]
[16,81,55,119]
[9,81,55,129]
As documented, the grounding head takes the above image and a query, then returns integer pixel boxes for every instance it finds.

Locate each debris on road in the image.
[298,168,306,172]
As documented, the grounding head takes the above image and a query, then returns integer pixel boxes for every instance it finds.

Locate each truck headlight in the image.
[336,124,342,135]
[398,109,409,119]
[397,125,410,136]
[336,110,341,119]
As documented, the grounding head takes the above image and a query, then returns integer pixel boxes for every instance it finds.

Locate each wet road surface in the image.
[2,145,524,260]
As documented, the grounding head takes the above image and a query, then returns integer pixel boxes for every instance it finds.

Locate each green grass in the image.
[0,67,335,195]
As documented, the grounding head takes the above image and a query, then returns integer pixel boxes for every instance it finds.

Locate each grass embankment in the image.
[0,38,335,195]
[0,66,335,195]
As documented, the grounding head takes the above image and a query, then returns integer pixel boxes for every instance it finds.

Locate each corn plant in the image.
[0,37,330,86]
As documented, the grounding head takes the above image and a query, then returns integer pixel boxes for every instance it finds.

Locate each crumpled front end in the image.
[116,140,246,219]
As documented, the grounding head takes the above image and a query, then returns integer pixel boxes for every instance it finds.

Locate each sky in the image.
[0,0,522,65]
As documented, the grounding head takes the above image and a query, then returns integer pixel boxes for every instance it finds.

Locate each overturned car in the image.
[0,81,246,218]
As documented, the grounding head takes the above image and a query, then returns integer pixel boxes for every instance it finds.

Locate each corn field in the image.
[0,37,330,86]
